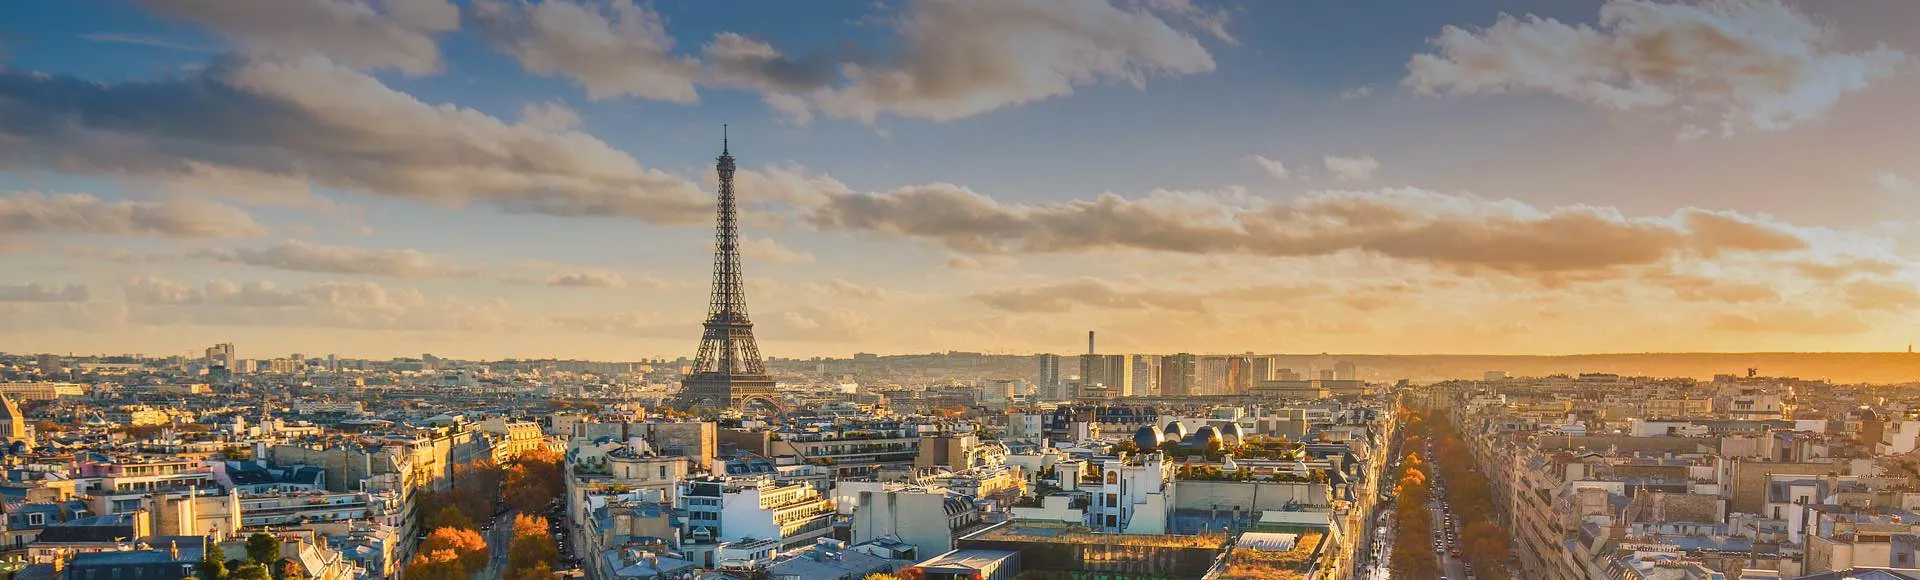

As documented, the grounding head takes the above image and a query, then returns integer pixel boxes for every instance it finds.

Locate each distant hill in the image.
[1266,353,1920,384]
[807,351,1920,385]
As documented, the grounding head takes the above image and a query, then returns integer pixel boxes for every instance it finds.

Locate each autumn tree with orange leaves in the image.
[404,549,466,580]
[420,527,489,575]
[507,514,560,578]
[504,447,564,514]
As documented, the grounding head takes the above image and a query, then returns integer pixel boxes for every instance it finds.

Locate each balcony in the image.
[779,515,833,539]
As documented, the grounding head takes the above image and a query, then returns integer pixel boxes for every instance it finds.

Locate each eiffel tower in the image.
[679,127,778,411]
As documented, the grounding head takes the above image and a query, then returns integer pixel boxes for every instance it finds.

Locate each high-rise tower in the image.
[679,128,778,411]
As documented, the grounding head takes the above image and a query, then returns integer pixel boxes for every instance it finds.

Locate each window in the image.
[1106,472,1117,485]
[660,466,668,479]
[1107,493,1117,508]
[26,513,42,526]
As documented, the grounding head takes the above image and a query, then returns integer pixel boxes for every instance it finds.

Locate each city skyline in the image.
[4,0,1920,360]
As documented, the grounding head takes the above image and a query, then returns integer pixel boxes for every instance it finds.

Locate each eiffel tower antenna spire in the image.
[680,127,777,412]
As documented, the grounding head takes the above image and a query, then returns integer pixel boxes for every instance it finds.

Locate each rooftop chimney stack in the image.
[1088,331,1096,355]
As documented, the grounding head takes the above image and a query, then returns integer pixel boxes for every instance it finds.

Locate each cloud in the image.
[947,255,985,270]
[134,0,460,74]
[0,192,267,238]
[0,283,90,303]
[121,276,513,332]
[79,32,214,52]
[1792,257,1903,282]
[805,186,1810,273]
[1339,85,1372,100]
[762,306,875,341]
[970,277,1341,314]
[471,0,701,102]
[1844,278,1920,311]
[1405,0,1907,134]
[1246,155,1290,180]
[0,54,712,224]
[1880,171,1917,195]
[973,278,1209,313]
[709,0,1218,123]
[520,101,581,131]
[1323,155,1379,181]
[200,240,478,278]
[739,237,816,264]
[1647,273,1780,303]
[804,279,892,301]
[546,270,627,288]
[550,311,686,338]
[1708,308,1869,335]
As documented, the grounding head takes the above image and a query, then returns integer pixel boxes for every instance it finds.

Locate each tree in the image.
[245,533,282,565]
[503,448,564,514]
[199,541,228,580]
[405,549,467,580]
[425,504,475,532]
[228,563,271,580]
[421,527,489,575]
[507,514,559,575]
[508,562,554,580]
[274,558,303,580]
[1110,439,1140,455]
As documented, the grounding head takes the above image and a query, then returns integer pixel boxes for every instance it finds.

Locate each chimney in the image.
[1088,331,1096,355]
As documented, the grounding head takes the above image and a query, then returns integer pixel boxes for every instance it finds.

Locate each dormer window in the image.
[26,513,42,526]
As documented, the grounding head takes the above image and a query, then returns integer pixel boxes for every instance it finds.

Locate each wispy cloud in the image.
[1245,155,1289,180]
[1323,155,1379,181]
[79,32,213,52]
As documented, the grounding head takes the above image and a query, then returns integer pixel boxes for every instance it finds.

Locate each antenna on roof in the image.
[722,124,729,156]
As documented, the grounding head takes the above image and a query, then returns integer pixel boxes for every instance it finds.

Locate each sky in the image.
[2,0,1919,361]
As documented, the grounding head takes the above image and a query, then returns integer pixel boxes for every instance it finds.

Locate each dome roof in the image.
[1132,425,1164,450]
[1164,421,1189,442]
[1219,423,1246,445]
[1184,426,1223,449]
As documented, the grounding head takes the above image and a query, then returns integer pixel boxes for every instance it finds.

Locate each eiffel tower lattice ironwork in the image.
[681,127,778,411]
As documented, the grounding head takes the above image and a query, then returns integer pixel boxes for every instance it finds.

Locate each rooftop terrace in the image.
[970,520,1226,549]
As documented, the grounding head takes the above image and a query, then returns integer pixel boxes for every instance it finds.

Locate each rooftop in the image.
[1220,532,1322,580]
[969,520,1226,549]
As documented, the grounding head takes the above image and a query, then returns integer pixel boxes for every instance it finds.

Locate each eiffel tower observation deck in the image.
[679,127,779,412]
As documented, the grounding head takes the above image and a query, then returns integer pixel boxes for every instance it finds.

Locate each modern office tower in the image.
[1276,368,1301,381]
[205,343,236,370]
[1318,369,1336,380]
[1250,355,1278,383]
[1334,360,1358,381]
[982,379,1021,404]
[679,131,778,411]
[1037,354,1062,400]
[1197,356,1230,395]
[1079,354,1131,395]
[1226,355,1256,395]
[1129,355,1161,396]
[1160,354,1197,396]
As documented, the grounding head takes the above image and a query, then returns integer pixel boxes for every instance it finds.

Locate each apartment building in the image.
[1086,452,1175,534]
[678,478,836,554]
[770,427,921,479]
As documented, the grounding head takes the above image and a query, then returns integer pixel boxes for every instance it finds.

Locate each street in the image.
[1365,509,1391,580]
[477,509,516,580]
[1429,501,1466,579]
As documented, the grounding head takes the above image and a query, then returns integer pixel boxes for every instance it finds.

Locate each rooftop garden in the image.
[980,522,1226,549]
[1175,464,1328,484]
[1220,532,1322,580]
